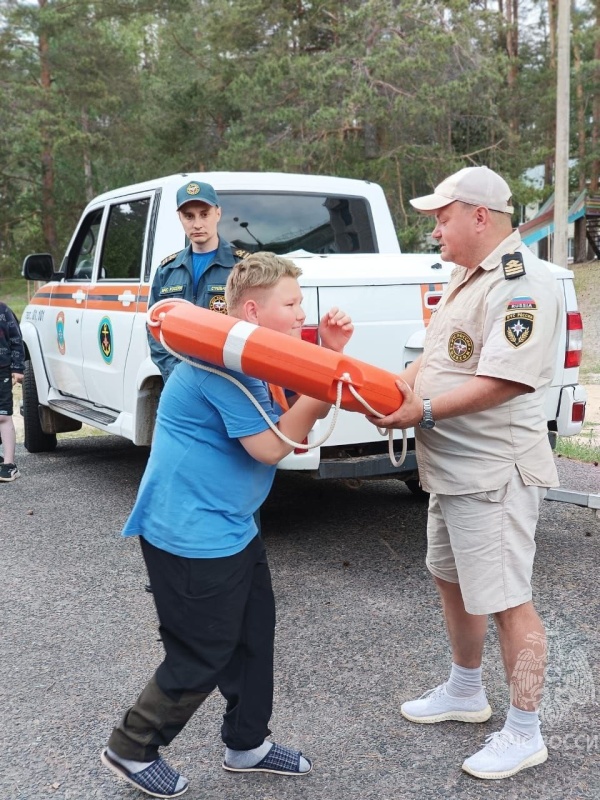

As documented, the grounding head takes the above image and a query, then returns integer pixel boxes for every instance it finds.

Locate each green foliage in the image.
[0,0,598,276]
[555,432,600,465]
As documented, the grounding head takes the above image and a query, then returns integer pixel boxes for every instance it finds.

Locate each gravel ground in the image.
[1,438,598,800]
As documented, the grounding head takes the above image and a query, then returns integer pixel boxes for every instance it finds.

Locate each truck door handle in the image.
[118,290,136,307]
[72,289,87,303]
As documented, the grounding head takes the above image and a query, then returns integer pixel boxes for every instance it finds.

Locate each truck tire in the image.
[22,361,57,453]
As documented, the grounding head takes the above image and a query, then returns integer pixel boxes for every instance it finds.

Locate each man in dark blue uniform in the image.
[148,180,249,381]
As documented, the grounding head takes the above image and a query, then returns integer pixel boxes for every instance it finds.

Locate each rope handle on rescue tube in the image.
[146,298,407,467]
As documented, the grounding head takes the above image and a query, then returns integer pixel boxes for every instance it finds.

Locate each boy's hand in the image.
[319,308,353,353]
[12,373,23,385]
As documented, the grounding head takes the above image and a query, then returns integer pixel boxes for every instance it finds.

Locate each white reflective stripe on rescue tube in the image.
[222,320,257,373]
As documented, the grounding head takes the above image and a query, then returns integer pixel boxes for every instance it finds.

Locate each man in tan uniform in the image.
[371,166,562,780]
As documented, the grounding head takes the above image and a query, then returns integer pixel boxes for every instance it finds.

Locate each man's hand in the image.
[319,307,353,353]
[366,379,423,430]
[12,373,23,386]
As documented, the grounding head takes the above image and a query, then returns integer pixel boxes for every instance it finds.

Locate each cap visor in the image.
[409,194,454,211]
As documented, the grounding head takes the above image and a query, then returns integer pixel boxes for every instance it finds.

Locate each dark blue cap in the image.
[176,181,219,210]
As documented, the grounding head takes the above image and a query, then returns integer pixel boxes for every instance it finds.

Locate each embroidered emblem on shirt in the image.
[507,296,537,311]
[209,285,226,292]
[505,312,534,347]
[502,252,526,280]
[448,331,474,363]
[159,285,184,295]
[209,294,227,313]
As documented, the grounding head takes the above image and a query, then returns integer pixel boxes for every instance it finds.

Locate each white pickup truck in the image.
[20,171,587,492]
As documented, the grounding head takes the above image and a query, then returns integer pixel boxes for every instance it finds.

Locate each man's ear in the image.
[475,205,490,225]
[243,298,260,324]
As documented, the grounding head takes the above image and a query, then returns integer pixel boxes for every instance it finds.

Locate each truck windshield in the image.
[217,192,377,255]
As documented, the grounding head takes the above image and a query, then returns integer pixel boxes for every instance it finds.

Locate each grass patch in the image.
[0,276,33,320]
[555,423,600,465]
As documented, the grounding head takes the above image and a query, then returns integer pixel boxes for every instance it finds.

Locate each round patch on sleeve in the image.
[448,331,474,362]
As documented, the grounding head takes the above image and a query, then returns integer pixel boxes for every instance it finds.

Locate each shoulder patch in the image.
[502,252,526,280]
[234,248,252,260]
[159,252,179,267]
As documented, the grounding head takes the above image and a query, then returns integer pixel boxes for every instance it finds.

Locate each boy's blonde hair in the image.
[225,251,302,314]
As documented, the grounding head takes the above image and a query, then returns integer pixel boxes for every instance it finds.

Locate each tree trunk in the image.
[81,109,94,202]
[573,37,586,193]
[590,0,600,192]
[39,0,58,258]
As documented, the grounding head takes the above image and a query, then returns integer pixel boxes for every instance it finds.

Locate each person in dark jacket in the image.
[148,180,249,382]
[0,301,25,481]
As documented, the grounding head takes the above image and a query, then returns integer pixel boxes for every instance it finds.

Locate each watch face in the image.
[419,418,435,429]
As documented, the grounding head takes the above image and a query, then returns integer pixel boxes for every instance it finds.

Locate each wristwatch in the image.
[419,398,436,429]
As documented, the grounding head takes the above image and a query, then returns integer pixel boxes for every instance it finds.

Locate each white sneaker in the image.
[462,728,548,779]
[401,682,492,724]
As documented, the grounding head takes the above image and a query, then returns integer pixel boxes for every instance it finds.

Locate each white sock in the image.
[107,747,154,774]
[225,741,311,772]
[446,663,483,698]
[503,704,540,739]
[107,747,187,792]
[225,741,272,768]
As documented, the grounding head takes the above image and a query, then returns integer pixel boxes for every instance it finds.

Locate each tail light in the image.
[423,292,442,308]
[571,402,586,424]
[565,312,583,368]
[294,436,309,454]
[301,325,319,345]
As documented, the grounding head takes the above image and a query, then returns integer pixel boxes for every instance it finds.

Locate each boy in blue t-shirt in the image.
[102,252,353,799]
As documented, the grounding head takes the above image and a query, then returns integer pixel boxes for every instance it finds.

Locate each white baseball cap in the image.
[410,166,514,214]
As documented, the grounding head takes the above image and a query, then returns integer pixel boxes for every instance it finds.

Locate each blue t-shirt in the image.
[192,250,217,295]
[122,361,280,558]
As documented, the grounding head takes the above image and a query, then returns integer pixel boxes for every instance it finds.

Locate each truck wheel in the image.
[22,361,57,453]
[403,478,429,499]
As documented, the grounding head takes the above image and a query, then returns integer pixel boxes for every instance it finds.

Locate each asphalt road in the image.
[1,437,599,800]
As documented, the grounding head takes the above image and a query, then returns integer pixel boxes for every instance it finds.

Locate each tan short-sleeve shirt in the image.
[414,231,562,494]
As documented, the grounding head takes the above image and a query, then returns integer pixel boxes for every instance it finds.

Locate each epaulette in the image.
[502,252,526,280]
[159,252,179,268]
[233,248,252,260]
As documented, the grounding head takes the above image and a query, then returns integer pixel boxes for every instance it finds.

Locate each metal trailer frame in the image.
[545,488,600,519]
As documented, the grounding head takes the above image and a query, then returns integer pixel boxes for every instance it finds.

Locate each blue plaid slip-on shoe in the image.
[222,742,312,776]
[101,748,188,798]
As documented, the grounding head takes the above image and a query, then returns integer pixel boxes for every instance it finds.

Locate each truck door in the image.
[42,208,104,399]
[81,193,154,412]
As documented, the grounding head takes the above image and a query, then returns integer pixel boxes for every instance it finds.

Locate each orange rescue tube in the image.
[148,299,404,416]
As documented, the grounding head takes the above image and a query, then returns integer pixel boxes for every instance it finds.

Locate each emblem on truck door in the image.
[56,312,66,355]
[99,317,114,364]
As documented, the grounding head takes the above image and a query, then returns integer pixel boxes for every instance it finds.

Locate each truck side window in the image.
[67,209,103,280]
[99,198,151,281]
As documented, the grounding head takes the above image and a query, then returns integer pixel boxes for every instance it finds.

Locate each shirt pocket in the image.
[443,313,483,373]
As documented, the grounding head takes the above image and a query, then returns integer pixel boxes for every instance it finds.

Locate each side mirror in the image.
[22,253,55,282]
